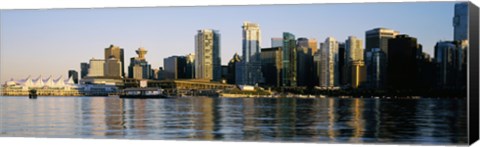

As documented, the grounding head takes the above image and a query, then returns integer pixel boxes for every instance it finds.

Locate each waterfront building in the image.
[365,28,399,56]
[195,29,221,82]
[87,58,105,77]
[365,48,387,89]
[345,36,364,86]
[387,34,422,90]
[186,53,195,79]
[282,32,297,87]
[297,37,318,55]
[164,56,187,80]
[338,43,346,86]
[104,56,122,78]
[80,62,89,79]
[68,70,79,84]
[261,47,283,87]
[434,40,467,89]
[128,47,152,80]
[296,45,313,87]
[239,21,263,85]
[318,37,340,88]
[228,53,241,84]
[2,75,80,96]
[104,44,125,77]
[453,2,468,41]
[271,37,283,48]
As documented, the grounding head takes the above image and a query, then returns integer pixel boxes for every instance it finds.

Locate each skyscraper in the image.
[345,36,364,86]
[453,2,468,41]
[185,53,195,79]
[261,47,283,87]
[365,28,399,56]
[324,37,340,87]
[164,56,187,80]
[128,47,152,79]
[104,56,122,78]
[387,34,421,90]
[434,40,467,89]
[228,53,241,84]
[365,48,387,89]
[104,44,125,77]
[296,38,314,87]
[195,29,221,81]
[68,70,79,84]
[87,58,105,77]
[282,32,297,87]
[80,62,89,79]
[239,21,263,85]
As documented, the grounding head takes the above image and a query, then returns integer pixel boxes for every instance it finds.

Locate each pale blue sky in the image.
[0,2,455,82]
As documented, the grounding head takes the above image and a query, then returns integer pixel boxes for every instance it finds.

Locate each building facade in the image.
[128,47,152,79]
[88,58,105,77]
[104,44,125,77]
[104,57,122,78]
[185,53,195,79]
[195,29,221,82]
[453,2,468,41]
[387,34,422,90]
[271,37,283,48]
[68,70,79,84]
[228,53,241,84]
[365,48,387,89]
[164,56,187,80]
[239,21,263,85]
[345,36,364,87]
[80,62,89,79]
[261,47,283,87]
[365,28,398,89]
[282,32,297,87]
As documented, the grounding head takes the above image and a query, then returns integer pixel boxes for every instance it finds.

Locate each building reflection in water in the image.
[348,98,365,143]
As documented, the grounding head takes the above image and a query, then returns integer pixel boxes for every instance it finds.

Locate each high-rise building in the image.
[104,56,122,78]
[87,58,105,77]
[195,29,221,82]
[324,37,340,87]
[164,56,187,80]
[453,2,469,41]
[434,40,467,89]
[365,28,399,56]
[80,62,89,79]
[338,43,346,86]
[365,48,387,89]
[261,47,283,87]
[228,53,241,84]
[271,37,283,48]
[297,37,318,55]
[387,34,422,90]
[239,21,263,85]
[104,44,125,77]
[185,53,195,79]
[128,47,152,79]
[345,36,364,86]
[315,42,329,87]
[68,70,79,84]
[296,42,313,87]
[282,32,297,87]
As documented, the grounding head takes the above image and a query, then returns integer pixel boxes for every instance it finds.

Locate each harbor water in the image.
[0,96,467,145]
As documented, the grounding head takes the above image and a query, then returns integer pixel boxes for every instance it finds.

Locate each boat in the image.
[119,87,170,99]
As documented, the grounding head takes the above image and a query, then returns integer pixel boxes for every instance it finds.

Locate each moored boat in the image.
[119,88,170,99]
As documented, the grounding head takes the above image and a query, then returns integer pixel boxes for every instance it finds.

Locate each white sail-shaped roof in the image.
[54,76,65,87]
[34,75,44,87]
[22,76,34,87]
[65,76,75,85]
[44,76,55,87]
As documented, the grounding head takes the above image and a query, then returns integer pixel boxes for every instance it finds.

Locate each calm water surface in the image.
[0,96,467,145]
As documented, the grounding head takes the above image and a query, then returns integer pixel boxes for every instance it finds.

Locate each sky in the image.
[0,2,456,83]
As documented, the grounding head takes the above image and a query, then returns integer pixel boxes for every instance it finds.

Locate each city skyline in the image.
[0,2,455,82]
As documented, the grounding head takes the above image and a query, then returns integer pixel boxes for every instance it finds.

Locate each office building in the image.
[282,32,297,87]
[261,47,283,87]
[365,28,399,56]
[365,48,387,89]
[186,53,195,79]
[323,37,340,88]
[434,40,467,89]
[387,34,422,90]
[350,61,366,88]
[80,62,89,79]
[195,29,221,81]
[164,56,187,80]
[128,47,152,79]
[228,53,241,84]
[453,2,469,41]
[104,44,125,77]
[239,21,263,85]
[68,70,79,84]
[104,56,122,78]
[345,36,364,86]
[87,58,105,77]
[296,45,313,87]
